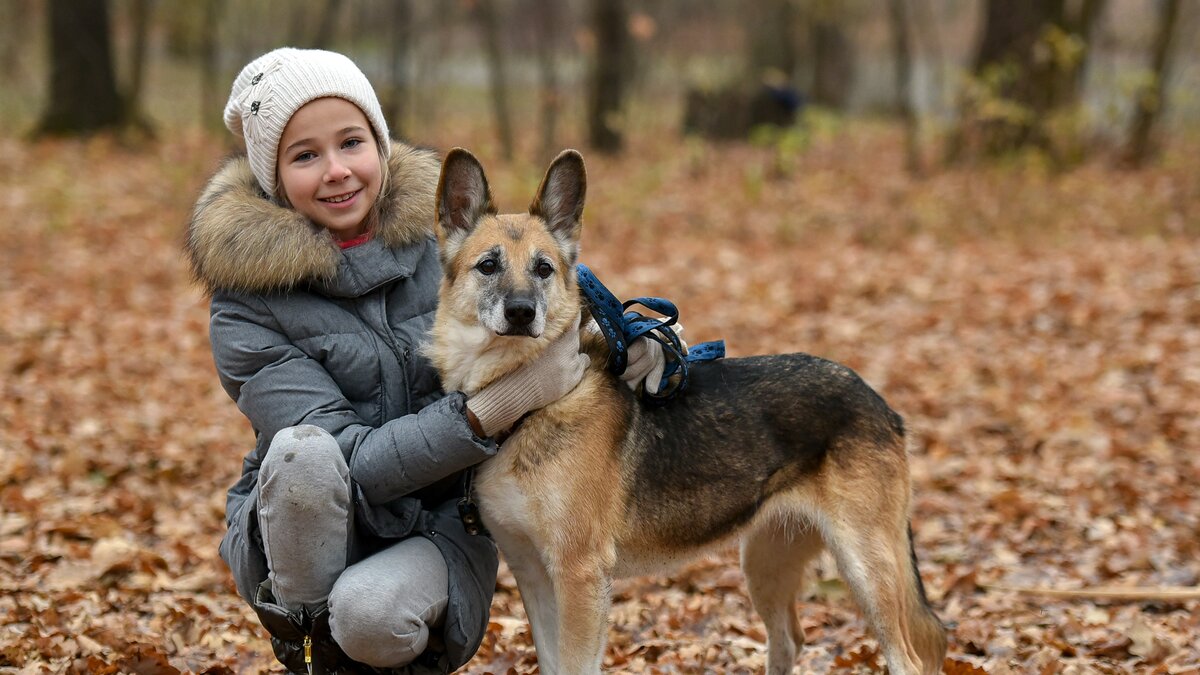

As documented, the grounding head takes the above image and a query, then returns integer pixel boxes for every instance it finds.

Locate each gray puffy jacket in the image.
[186,142,498,673]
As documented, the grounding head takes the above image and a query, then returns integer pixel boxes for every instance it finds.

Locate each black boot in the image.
[252,582,355,674]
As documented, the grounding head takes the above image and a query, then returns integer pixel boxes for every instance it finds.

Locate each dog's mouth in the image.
[495,327,540,338]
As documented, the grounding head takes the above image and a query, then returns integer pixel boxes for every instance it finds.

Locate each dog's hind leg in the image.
[741,518,824,675]
[814,459,946,675]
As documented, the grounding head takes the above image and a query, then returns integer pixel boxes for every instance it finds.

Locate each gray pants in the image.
[259,425,449,668]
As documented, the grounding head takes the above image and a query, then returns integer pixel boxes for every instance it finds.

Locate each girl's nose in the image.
[325,159,351,182]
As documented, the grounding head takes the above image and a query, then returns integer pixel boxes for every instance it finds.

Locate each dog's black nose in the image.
[504,299,536,327]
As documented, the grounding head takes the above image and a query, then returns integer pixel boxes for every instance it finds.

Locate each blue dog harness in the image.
[577,264,725,403]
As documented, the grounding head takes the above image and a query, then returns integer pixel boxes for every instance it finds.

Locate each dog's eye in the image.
[536,262,554,279]
[476,259,498,275]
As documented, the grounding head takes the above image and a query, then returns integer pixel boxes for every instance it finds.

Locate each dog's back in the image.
[618,353,904,555]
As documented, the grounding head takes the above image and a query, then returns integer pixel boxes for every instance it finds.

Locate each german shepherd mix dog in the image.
[428,148,947,675]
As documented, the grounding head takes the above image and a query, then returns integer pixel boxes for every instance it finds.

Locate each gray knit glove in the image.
[467,324,590,437]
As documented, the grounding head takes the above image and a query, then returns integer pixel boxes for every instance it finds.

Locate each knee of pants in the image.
[328,582,435,668]
[259,425,348,487]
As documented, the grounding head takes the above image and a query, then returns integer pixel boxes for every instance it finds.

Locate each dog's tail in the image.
[903,523,947,675]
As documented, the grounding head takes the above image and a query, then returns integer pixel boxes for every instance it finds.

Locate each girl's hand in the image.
[620,323,687,395]
[584,318,687,395]
[466,323,589,437]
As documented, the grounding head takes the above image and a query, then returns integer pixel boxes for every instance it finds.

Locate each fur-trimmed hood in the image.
[186,141,440,294]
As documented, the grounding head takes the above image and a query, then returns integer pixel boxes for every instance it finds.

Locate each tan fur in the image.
[430,149,946,675]
[187,141,439,294]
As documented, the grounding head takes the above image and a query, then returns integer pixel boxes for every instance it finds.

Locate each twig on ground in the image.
[986,585,1200,602]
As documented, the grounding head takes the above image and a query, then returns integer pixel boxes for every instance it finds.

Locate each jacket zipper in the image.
[304,634,313,674]
[372,294,412,413]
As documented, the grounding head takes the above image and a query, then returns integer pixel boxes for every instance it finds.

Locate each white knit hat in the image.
[224,48,391,196]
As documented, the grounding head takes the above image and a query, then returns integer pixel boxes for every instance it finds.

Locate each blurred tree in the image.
[0,3,16,86]
[530,0,563,164]
[473,0,515,161]
[288,0,341,49]
[952,0,1107,160]
[810,5,856,110]
[199,0,224,129]
[1060,0,1107,108]
[383,0,413,140]
[310,0,339,49]
[36,0,127,135]
[124,0,154,130]
[0,0,37,88]
[1124,0,1182,167]
[746,0,798,84]
[888,0,920,175]
[588,0,629,153]
[910,0,946,111]
[412,2,453,139]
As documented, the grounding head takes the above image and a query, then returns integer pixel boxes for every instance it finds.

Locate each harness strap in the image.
[577,264,725,403]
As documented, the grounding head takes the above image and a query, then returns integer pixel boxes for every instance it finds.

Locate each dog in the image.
[428,148,947,675]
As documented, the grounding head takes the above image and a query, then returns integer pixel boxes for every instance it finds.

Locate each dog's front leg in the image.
[553,554,614,675]
[501,540,561,674]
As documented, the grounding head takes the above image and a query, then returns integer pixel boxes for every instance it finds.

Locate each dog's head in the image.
[433,148,586,342]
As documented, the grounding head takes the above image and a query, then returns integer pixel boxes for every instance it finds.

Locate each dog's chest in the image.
[474,456,537,536]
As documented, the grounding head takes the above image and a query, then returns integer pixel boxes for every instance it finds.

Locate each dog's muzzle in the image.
[500,295,539,336]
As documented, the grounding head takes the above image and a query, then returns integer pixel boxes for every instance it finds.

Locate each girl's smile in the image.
[321,189,361,205]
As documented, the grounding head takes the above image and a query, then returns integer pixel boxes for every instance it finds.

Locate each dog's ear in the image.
[436,148,496,259]
[529,150,586,253]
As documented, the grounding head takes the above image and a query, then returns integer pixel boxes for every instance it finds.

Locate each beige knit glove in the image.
[467,324,590,437]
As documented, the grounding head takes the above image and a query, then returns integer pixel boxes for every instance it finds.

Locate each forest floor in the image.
[1,120,1198,674]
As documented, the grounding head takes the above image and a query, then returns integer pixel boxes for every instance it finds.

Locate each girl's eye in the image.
[477,259,498,275]
[343,138,362,149]
[536,262,554,279]
[295,151,316,162]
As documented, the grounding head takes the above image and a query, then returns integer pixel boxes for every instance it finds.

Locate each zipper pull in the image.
[304,634,313,674]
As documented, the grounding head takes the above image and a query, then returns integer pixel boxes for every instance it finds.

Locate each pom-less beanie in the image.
[223,48,391,195]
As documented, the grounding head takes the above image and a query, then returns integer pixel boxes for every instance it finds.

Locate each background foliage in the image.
[1,1,1199,673]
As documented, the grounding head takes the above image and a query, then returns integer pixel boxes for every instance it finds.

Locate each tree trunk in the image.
[955,0,1109,159]
[1061,0,1108,107]
[37,0,126,135]
[413,3,451,139]
[125,0,153,132]
[811,19,855,110]
[199,0,224,130]
[974,0,1064,117]
[910,0,946,111]
[745,0,797,83]
[474,0,514,161]
[384,0,413,139]
[310,0,339,50]
[0,0,34,86]
[587,0,628,153]
[1125,0,1182,166]
[532,0,562,164]
[127,0,151,105]
[889,0,920,175]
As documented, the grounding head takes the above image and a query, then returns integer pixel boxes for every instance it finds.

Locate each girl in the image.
[187,48,669,674]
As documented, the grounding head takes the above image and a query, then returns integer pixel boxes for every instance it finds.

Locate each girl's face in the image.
[277,97,383,241]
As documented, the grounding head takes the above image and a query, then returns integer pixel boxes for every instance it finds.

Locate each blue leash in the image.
[577,264,725,403]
